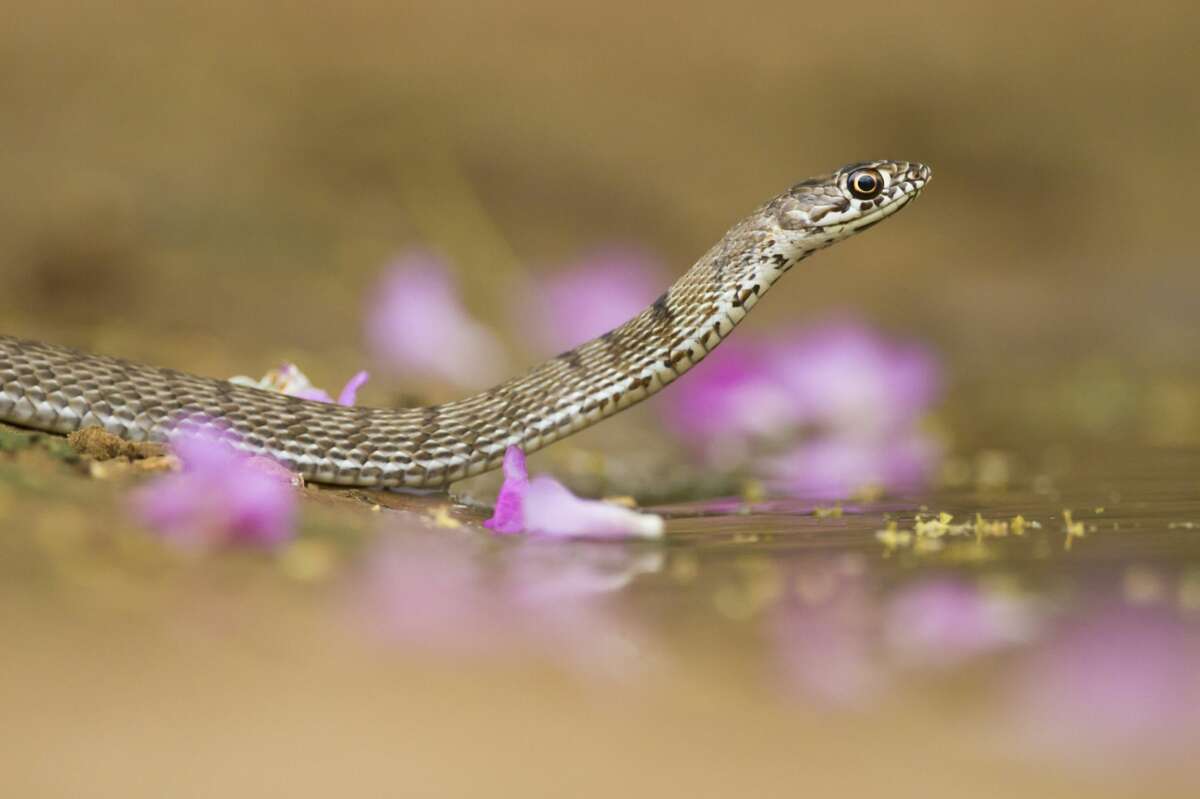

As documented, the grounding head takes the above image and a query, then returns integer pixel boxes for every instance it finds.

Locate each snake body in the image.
[0,161,930,488]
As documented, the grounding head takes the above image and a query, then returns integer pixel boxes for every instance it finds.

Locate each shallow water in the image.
[3,437,1200,796]
[675,450,1200,555]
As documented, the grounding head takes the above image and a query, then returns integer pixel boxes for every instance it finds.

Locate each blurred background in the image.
[4,2,1200,796]
[4,0,1198,450]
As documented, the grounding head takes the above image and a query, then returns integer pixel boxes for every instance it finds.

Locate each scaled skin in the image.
[0,162,931,488]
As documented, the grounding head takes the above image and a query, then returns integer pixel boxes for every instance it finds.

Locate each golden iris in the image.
[848,169,883,200]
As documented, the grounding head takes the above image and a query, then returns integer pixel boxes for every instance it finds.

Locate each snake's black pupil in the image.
[848,169,883,199]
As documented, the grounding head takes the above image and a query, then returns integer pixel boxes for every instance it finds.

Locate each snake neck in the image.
[435,212,811,481]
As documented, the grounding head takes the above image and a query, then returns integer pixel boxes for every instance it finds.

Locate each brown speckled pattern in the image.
[0,161,930,488]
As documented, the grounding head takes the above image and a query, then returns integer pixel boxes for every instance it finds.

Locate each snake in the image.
[0,160,931,488]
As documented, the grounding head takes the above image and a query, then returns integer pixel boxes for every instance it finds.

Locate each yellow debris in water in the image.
[974,513,1010,539]
[875,520,913,549]
[812,504,843,519]
[938,541,999,564]
[914,511,954,537]
[914,536,945,553]
[1063,509,1085,550]
[432,506,462,528]
[877,509,1043,555]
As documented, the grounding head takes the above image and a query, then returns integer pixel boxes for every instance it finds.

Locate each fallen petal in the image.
[337,370,370,406]
[132,425,296,548]
[483,446,530,534]
[483,445,663,539]
[522,476,663,540]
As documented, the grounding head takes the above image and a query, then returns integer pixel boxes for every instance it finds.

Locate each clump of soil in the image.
[67,427,166,461]
[66,426,175,478]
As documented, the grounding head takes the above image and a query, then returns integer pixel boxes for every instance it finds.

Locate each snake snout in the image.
[900,161,933,187]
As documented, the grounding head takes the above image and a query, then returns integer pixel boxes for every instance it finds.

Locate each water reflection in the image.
[771,559,1200,770]
[771,556,887,707]
[352,444,1200,776]
[883,578,1034,669]
[356,523,662,678]
[770,561,1036,707]
[358,529,499,655]
[1003,606,1200,770]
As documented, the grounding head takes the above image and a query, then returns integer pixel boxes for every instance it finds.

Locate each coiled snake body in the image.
[0,161,931,488]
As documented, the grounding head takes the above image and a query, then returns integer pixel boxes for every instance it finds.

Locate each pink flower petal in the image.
[169,427,240,474]
[522,477,662,540]
[366,251,508,387]
[763,431,941,500]
[660,341,794,459]
[336,370,370,406]
[231,362,367,406]
[291,370,368,406]
[768,318,940,436]
[660,316,943,484]
[523,247,665,352]
[483,446,663,540]
[483,447,530,534]
[132,426,296,548]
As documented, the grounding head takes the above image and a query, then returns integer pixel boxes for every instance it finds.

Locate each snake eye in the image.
[848,168,883,200]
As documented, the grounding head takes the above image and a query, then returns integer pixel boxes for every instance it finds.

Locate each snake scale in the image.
[0,161,931,488]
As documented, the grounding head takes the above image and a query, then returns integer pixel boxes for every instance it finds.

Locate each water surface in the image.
[3,437,1199,796]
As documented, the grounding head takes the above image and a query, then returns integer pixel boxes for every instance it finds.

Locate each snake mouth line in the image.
[817,184,924,235]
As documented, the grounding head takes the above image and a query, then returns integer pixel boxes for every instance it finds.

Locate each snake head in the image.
[778,160,932,239]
